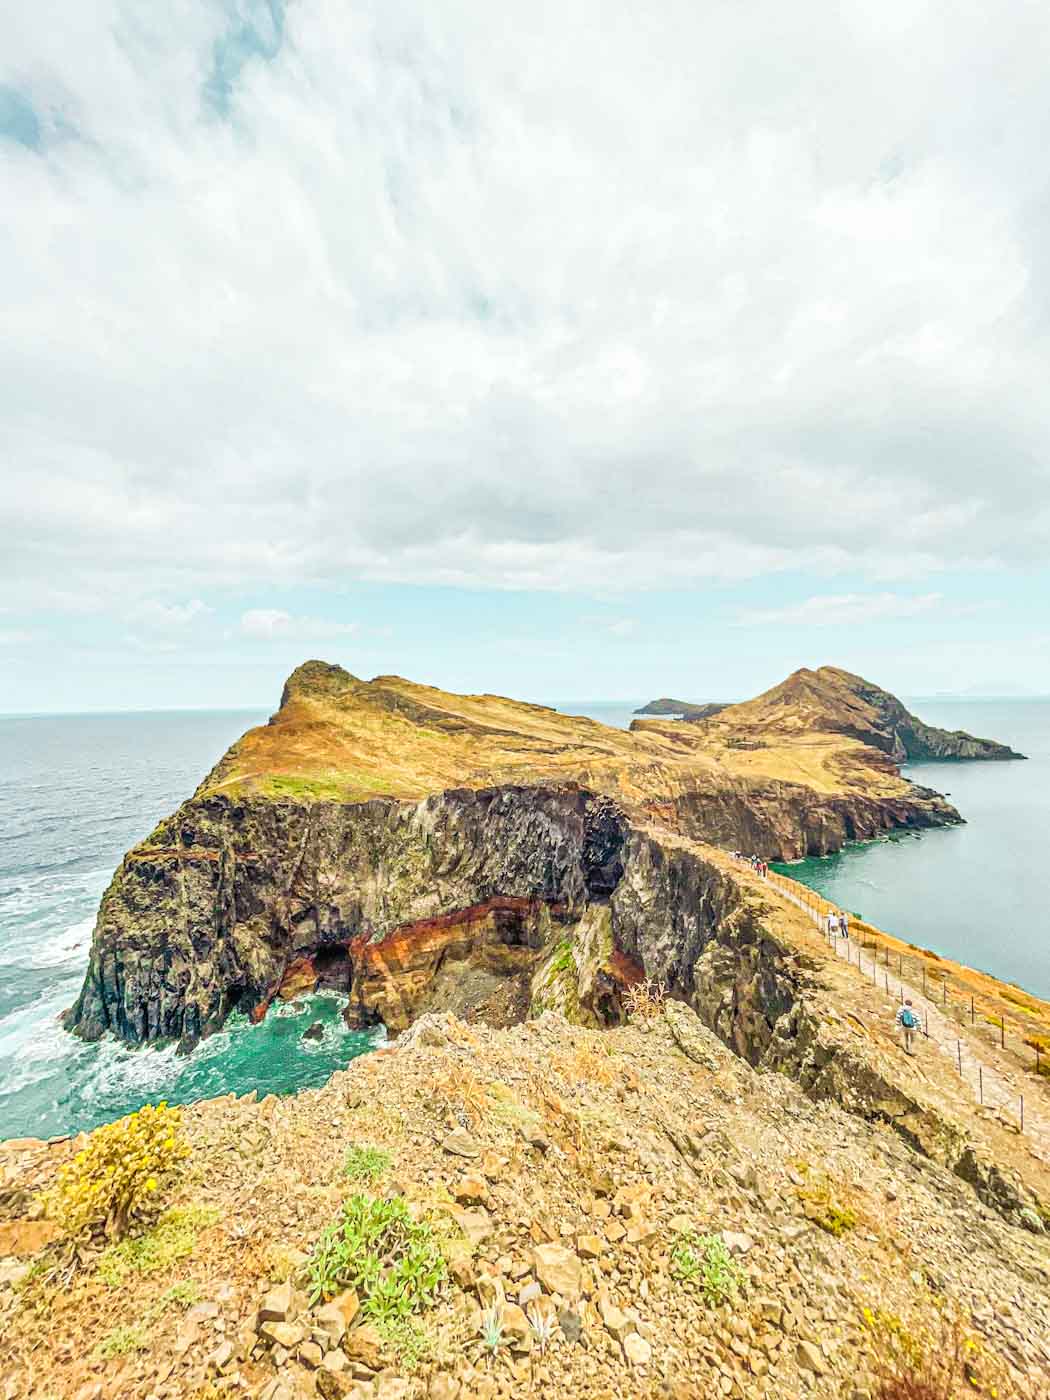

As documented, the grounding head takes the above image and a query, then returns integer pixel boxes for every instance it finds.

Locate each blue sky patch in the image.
[204,0,286,115]
[0,86,42,150]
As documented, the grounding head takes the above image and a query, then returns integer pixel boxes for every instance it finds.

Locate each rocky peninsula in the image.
[65,662,1025,1057]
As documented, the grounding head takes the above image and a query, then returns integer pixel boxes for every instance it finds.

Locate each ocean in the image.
[1,697,1046,1141]
[771,699,1050,1000]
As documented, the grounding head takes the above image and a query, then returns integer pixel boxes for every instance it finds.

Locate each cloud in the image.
[3,2,1050,608]
[128,599,213,629]
[0,629,35,645]
[240,608,358,640]
[734,592,946,627]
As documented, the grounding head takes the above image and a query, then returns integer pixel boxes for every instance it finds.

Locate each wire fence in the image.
[733,857,1048,1140]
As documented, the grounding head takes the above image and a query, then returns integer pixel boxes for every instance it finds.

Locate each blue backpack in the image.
[900,1008,919,1029]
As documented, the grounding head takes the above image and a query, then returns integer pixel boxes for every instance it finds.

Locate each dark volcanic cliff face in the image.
[66,786,629,1049]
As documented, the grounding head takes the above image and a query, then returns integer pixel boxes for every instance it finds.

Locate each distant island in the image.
[633,697,728,720]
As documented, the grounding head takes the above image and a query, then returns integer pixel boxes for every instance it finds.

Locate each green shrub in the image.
[343,1145,391,1184]
[305,1193,446,1322]
[671,1231,744,1306]
[41,1103,189,1240]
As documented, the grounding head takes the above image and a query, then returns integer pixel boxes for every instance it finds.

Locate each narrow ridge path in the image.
[765,870,1050,1169]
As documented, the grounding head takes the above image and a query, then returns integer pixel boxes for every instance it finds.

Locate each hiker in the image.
[896,999,920,1054]
[825,909,839,939]
[838,912,849,939]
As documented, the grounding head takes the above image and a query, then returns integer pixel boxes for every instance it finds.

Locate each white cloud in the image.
[2,2,1049,606]
[735,592,946,627]
[240,608,358,640]
[128,598,212,629]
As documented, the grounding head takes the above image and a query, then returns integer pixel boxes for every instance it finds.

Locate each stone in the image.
[722,1231,754,1255]
[453,1173,490,1205]
[626,1218,658,1246]
[797,1340,827,1374]
[577,1234,604,1259]
[303,1021,325,1041]
[600,1302,635,1342]
[518,1279,541,1306]
[499,1301,532,1351]
[300,1340,324,1367]
[428,1377,461,1400]
[448,1206,493,1247]
[442,1130,480,1159]
[258,1280,296,1325]
[174,1318,200,1356]
[321,1348,349,1373]
[0,1220,60,1256]
[559,1307,583,1344]
[314,1301,351,1346]
[343,1322,386,1370]
[260,1321,306,1349]
[664,999,722,1070]
[757,1298,783,1327]
[315,1372,354,1400]
[376,1376,411,1400]
[207,1339,234,1373]
[532,1243,584,1300]
[624,1332,653,1367]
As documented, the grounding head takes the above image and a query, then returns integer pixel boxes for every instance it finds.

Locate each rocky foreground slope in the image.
[2,1001,1048,1400]
[66,661,1017,1055]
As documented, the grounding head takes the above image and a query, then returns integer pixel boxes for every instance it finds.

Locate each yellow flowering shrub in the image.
[41,1102,190,1240]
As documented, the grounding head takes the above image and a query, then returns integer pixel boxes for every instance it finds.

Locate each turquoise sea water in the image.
[1,697,1045,1140]
[0,711,384,1140]
[772,699,1050,999]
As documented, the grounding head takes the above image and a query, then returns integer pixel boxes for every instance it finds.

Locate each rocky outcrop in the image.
[705,665,1026,762]
[66,786,630,1050]
[634,697,727,720]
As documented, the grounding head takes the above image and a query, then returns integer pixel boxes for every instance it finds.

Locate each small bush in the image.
[670,1231,744,1306]
[305,1193,446,1321]
[41,1103,189,1241]
[97,1205,220,1285]
[623,978,666,1022]
[343,1145,391,1184]
[795,1176,858,1236]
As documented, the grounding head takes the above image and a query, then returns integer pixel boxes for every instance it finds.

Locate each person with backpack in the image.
[839,912,849,940]
[896,999,920,1054]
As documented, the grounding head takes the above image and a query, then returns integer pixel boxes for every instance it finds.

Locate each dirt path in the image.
[767,873,1050,1168]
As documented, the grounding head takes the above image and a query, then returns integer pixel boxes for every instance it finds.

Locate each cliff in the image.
[66,661,978,1053]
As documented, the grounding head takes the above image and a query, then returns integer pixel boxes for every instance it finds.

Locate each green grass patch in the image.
[97,1205,220,1286]
[343,1145,392,1184]
[98,1324,148,1358]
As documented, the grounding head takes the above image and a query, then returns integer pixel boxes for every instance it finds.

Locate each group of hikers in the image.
[824,908,850,940]
[734,852,769,877]
[733,854,923,1056]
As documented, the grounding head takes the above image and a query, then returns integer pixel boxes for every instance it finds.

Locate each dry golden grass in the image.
[192,660,922,812]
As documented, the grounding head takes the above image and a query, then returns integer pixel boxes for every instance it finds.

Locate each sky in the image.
[3,0,1050,713]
